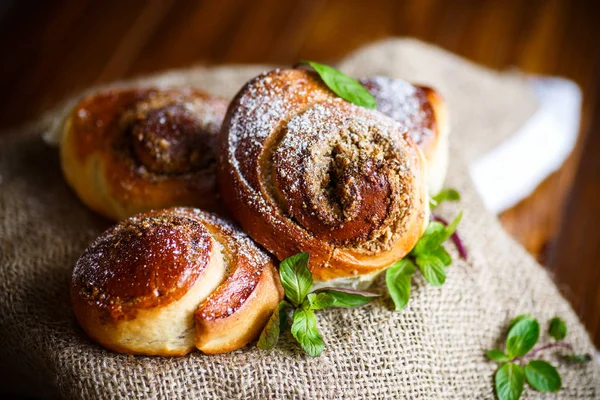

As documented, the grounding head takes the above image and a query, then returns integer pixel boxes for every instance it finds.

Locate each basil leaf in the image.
[486,349,511,363]
[548,317,567,341]
[386,259,416,311]
[524,360,562,392]
[257,301,290,350]
[430,188,461,208]
[506,316,540,358]
[305,61,376,109]
[416,255,446,286]
[290,308,324,357]
[306,292,335,310]
[495,363,525,400]
[279,252,313,307]
[564,354,592,363]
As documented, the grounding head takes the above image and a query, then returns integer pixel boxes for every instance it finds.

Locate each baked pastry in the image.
[218,69,429,289]
[71,208,283,356]
[60,88,228,221]
[360,76,449,195]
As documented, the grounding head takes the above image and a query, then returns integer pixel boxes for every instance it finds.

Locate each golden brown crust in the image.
[60,88,228,221]
[218,69,428,283]
[71,209,212,319]
[71,208,283,356]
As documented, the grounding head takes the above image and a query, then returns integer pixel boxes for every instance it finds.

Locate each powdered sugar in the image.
[360,76,434,144]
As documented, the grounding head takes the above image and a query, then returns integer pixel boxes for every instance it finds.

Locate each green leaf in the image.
[495,363,525,400]
[257,301,290,350]
[508,314,532,332]
[290,308,324,357]
[430,188,461,208]
[305,61,376,109]
[564,354,592,363]
[548,317,567,341]
[415,255,446,286]
[524,360,562,392]
[306,292,334,310]
[423,221,446,236]
[506,316,540,358]
[411,221,447,256]
[279,252,313,307]
[486,349,511,363]
[386,259,417,311]
[318,289,379,308]
[431,246,452,266]
[442,211,463,241]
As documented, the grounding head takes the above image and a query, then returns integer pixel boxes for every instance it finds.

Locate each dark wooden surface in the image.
[1,0,599,345]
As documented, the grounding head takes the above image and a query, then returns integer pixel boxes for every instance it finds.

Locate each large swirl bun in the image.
[71,208,283,356]
[218,69,429,288]
[60,88,228,221]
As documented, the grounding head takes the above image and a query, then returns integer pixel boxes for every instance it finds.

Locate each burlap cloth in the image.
[0,39,598,399]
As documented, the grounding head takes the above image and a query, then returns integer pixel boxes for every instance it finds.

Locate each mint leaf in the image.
[279,252,313,307]
[495,363,525,400]
[306,292,334,310]
[304,61,376,109]
[411,231,444,256]
[411,213,461,257]
[423,221,446,236]
[415,255,446,286]
[506,316,540,358]
[564,354,592,363]
[315,288,378,308]
[442,211,463,241]
[486,349,511,363]
[508,314,532,332]
[257,301,290,350]
[431,246,451,266]
[524,360,561,392]
[548,317,567,341]
[386,259,416,311]
[290,308,324,357]
[430,188,461,208]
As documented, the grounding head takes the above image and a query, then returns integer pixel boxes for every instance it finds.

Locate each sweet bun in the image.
[360,76,449,194]
[71,208,283,356]
[60,88,228,221]
[218,69,429,289]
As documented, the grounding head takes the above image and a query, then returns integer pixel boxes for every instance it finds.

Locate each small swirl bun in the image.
[218,69,429,289]
[360,76,449,194]
[71,208,283,356]
[60,88,228,221]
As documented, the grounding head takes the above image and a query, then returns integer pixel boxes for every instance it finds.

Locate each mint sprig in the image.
[385,207,463,311]
[258,252,379,356]
[486,315,592,399]
[300,61,376,109]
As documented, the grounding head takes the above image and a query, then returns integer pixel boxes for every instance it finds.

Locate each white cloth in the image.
[470,77,581,213]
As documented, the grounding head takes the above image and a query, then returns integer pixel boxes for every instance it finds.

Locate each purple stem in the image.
[431,214,468,260]
[512,342,573,363]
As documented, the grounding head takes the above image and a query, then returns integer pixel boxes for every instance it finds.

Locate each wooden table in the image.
[1,0,599,345]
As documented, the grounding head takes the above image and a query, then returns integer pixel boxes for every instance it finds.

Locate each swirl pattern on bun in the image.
[218,69,429,288]
[60,88,228,221]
